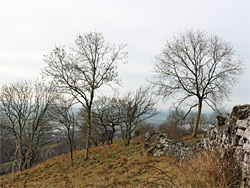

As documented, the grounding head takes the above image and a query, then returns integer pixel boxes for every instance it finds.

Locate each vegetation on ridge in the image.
[1,137,241,188]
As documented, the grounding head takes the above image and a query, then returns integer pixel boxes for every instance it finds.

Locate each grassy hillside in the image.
[0,138,241,188]
[0,138,175,187]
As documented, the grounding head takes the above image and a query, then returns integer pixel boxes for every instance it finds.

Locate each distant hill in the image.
[146,110,213,125]
[146,111,168,125]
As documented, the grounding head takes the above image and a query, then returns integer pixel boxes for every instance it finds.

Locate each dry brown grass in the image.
[139,148,242,188]
[0,139,241,188]
[176,149,242,187]
[182,134,203,144]
[0,139,176,187]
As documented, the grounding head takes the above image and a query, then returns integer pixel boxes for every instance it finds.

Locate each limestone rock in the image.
[237,129,244,137]
[237,117,250,129]
[244,127,250,139]
[147,104,250,187]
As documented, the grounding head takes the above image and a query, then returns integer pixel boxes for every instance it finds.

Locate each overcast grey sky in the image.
[0,0,249,111]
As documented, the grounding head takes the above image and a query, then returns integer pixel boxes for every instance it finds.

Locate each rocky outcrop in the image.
[147,104,250,187]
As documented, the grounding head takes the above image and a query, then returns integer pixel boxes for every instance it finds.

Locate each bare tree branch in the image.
[151,29,244,137]
[43,32,127,160]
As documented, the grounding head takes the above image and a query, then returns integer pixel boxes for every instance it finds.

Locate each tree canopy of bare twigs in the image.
[151,29,244,137]
[49,97,78,165]
[43,32,128,160]
[93,95,121,145]
[120,86,158,146]
[0,80,59,171]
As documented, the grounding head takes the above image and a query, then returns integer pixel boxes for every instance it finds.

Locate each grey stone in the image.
[239,138,244,146]
[147,104,250,187]
[243,143,250,150]
[237,118,249,129]
[244,127,250,139]
[236,129,244,137]
[145,132,151,140]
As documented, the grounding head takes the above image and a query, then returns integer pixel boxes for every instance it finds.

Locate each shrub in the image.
[134,122,156,138]
[158,123,188,142]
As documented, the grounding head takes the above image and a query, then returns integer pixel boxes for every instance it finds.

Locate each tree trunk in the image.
[192,100,202,137]
[68,134,74,166]
[105,128,109,145]
[13,142,19,173]
[22,134,34,170]
[125,129,131,146]
[18,138,23,171]
[84,126,91,160]
[70,144,73,166]
[84,107,91,160]
[126,136,130,146]
[111,126,116,144]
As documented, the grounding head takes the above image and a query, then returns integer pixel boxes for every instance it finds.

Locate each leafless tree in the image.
[49,97,78,165]
[93,95,121,145]
[120,86,157,146]
[27,123,55,168]
[152,29,244,137]
[0,115,14,173]
[158,109,188,141]
[134,121,155,138]
[90,120,105,146]
[165,109,186,129]
[43,32,127,160]
[0,80,59,171]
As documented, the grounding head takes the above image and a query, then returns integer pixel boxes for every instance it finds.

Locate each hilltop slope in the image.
[0,136,239,187]
[0,139,177,187]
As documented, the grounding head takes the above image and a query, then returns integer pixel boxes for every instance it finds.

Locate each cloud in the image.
[0,0,249,110]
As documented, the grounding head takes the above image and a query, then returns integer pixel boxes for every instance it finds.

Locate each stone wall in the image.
[199,104,250,187]
[146,132,196,161]
[147,104,250,187]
